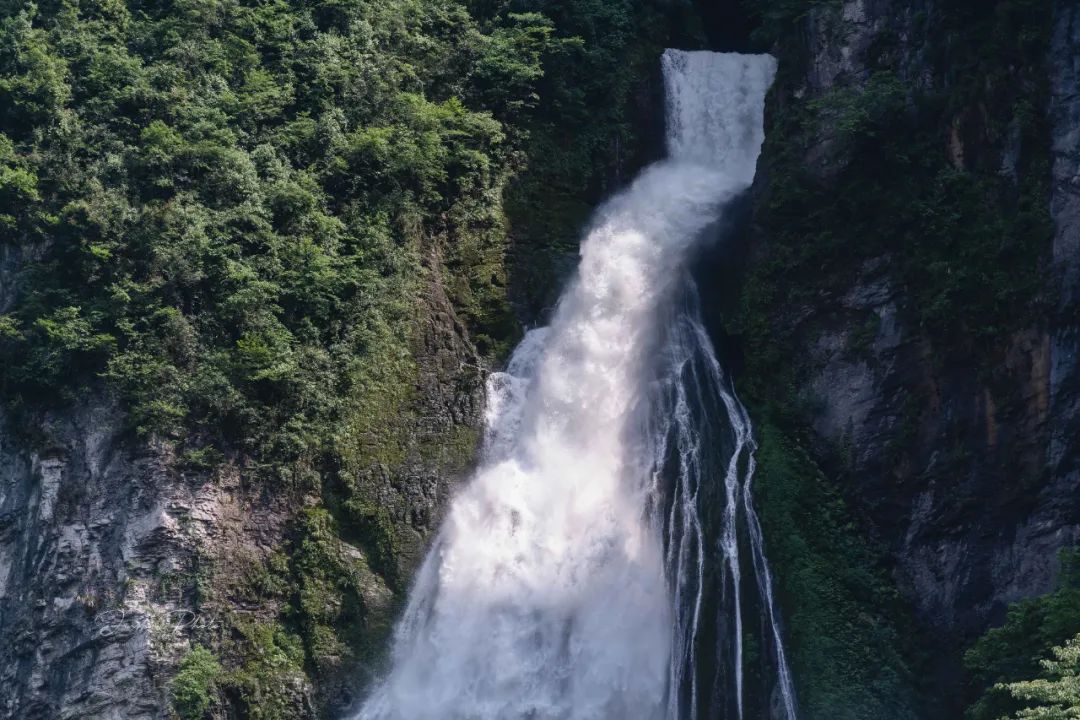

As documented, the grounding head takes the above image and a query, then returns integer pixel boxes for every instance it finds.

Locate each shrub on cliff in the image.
[170,645,223,720]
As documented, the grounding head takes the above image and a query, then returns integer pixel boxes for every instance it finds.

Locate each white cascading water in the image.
[651,287,798,720]
[356,50,790,720]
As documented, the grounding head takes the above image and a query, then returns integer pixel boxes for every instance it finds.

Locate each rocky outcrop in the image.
[0,399,188,719]
[737,0,1080,712]
[0,239,487,719]
[1048,1,1080,574]
[0,235,177,718]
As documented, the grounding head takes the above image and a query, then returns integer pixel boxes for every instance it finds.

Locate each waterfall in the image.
[652,287,798,720]
[354,50,788,720]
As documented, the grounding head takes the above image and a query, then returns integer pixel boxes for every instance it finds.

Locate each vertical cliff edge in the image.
[721,0,1080,717]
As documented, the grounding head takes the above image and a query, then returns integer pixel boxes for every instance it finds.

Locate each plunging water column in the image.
[355,51,790,720]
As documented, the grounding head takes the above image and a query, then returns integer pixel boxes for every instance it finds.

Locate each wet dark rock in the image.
[736,0,1080,712]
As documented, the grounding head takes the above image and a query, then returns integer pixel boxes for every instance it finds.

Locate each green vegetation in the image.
[0,0,558,459]
[171,515,392,716]
[221,619,309,720]
[170,645,224,720]
[285,508,390,676]
[751,419,921,719]
[994,634,1080,720]
[965,552,1080,720]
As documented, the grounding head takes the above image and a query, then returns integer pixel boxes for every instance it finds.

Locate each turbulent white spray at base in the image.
[355,50,784,720]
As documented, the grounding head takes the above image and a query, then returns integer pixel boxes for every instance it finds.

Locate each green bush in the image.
[752,420,921,720]
[965,551,1080,720]
[169,645,223,720]
[994,634,1080,720]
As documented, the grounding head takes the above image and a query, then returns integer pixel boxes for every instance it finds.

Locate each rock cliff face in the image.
[732,0,1080,713]
[1049,1,1080,575]
[801,0,1078,626]
[0,245,485,718]
[0,242,182,717]
[0,399,173,719]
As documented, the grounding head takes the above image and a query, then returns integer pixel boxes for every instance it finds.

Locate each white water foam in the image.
[355,50,777,720]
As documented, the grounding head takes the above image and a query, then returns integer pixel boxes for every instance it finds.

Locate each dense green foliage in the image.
[752,419,921,719]
[995,634,1080,720]
[170,645,224,720]
[0,0,558,462]
[965,552,1080,720]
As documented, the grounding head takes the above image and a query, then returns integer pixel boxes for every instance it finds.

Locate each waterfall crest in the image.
[355,50,784,720]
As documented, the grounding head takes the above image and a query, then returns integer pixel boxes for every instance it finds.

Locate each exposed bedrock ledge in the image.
[0,398,184,720]
[0,232,486,719]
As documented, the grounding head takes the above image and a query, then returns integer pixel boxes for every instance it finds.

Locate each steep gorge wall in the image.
[725,0,1080,716]
[0,246,485,719]
[1049,3,1080,563]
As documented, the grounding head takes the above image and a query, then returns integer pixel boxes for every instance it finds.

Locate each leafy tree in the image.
[997,635,1080,720]
[966,552,1080,720]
